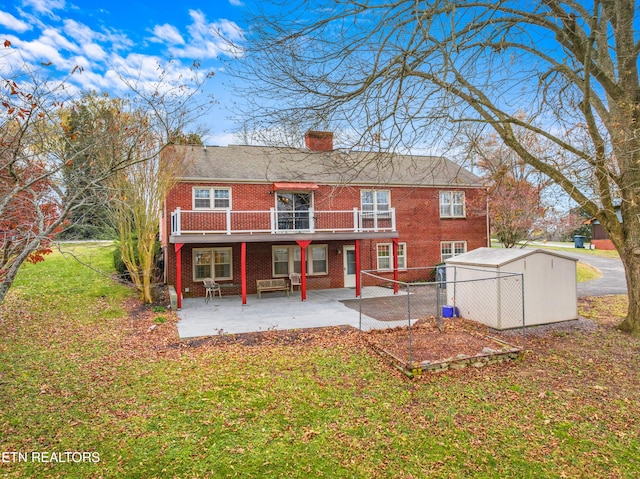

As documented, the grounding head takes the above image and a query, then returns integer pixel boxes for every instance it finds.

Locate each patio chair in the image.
[289,272,301,293]
[203,278,222,303]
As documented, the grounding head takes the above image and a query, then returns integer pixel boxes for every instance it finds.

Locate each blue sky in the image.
[0,0,247,144]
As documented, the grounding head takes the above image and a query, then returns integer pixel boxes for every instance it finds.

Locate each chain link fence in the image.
[359,266,525,371]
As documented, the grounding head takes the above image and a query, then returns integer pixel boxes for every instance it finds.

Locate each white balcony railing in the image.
[170,207,396,236]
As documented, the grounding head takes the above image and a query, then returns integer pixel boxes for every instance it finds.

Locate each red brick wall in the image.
[305,131,334,151]
[591,239,616,250]
[163,182,488,297]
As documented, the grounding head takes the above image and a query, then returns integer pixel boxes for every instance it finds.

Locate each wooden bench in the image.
[256,278,290,299]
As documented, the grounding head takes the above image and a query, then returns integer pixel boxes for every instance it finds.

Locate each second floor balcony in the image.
[170,207,396,237]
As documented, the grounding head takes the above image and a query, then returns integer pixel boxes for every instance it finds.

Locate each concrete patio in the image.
[176,287,414,338]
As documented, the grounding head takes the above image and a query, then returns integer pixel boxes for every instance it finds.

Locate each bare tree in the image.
[107,140,185,304]
[0,45,212,304]
[468,129,550,247]
[232,0,640,334]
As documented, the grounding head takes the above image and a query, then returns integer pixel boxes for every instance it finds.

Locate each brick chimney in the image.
[304,131,333,151]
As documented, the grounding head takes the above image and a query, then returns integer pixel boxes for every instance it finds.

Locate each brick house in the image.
[161,131,489,307]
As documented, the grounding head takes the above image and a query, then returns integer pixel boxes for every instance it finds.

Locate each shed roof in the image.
[445,247,578,268]
[170,144,482,187]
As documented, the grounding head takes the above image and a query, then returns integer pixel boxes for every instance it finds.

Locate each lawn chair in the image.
[203,278,221,303]
[289,272,301,293]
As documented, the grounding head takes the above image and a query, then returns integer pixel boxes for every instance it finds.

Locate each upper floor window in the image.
[276,192,312,230]
[193,187,231,210]
[439,191,465,218]
[361,190,390,215]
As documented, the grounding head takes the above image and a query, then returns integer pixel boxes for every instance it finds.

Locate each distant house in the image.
[584,206,621,250]
[161,131,489,307]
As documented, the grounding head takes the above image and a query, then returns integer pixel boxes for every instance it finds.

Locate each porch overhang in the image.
[169,231,398,244]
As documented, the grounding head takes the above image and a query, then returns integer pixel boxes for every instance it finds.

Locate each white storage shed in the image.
[444,248,578,329]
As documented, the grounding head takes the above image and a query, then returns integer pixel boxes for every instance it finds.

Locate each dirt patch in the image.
[365,317,517,366]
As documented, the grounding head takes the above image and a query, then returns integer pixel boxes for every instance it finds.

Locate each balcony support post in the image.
[296,240,312,301]
[270,208,276,234]
[241,242,247,305]
[309,207,315,233]
[355,239,361,298]
[174,243,184,309]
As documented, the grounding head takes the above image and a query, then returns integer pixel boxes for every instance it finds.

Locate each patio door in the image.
[276,192,311,231]
[343,245,356,288]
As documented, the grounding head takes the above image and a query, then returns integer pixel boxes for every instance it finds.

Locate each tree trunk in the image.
[0,238,46,304]
[617,242,640,336]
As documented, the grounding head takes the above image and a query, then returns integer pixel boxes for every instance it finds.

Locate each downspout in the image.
[486,188,491,247]
[392,238,399,295]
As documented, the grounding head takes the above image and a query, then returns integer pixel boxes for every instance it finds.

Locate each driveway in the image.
[562,250,627,297]
[523,245,627,297]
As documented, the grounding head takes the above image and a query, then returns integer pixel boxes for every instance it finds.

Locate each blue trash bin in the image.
[574,235,586,248]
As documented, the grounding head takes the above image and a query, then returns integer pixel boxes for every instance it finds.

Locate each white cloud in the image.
[22,0,65,15]
[206,131,238,146]
[40,27,78,53]
[0,10,31,32]
[82,42,107,61]
[3,3,235,135]
[10,35,67,66]
[150,24,185,46]
[62,18,97,44]
[212,19,244,44]
[101,30,134,52]
[66,65,117,92]
[164,10,244,60]
[229,0,244,6]
[110,52,163,81]
[187,10,208,40]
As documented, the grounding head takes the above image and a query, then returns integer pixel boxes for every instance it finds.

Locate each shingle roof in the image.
[173,144,482,187]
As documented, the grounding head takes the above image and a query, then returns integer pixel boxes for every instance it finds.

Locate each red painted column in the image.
[355,239,361,298]
[296,240,312,302]
[241,242,247,305]
[175,243,184,309]
[393,238,399,295]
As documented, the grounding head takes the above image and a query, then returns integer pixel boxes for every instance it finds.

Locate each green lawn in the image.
[1,244,639,478]
[577,261,602,282]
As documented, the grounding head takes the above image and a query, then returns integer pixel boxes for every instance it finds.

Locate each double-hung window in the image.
[272,245,328,276]
[361,190,391,217]
[193,187,231,209]
[377,242,406,270]
[193,247,233,281]
[440,241,466,262]
[439,191,465,218]
[361,190,392,230]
